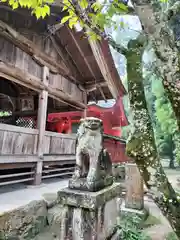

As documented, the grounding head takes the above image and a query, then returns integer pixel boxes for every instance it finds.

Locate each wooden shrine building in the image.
[0,2,127,186]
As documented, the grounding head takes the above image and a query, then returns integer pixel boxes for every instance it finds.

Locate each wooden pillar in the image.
[34,66,49,185]
[125,163,144,210]
[83,91,87,118]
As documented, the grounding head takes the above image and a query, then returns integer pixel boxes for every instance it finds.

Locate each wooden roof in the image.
[0,3,126,106]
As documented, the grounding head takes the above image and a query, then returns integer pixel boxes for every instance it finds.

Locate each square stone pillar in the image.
[120,163,147,220]
[57,183,122,240]
[125,163,144,210]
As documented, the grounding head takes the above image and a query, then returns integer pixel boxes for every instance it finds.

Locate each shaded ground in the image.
[0,178,68,213]
[143,196,173,240]
[143,168,180,240]
[0,167,179,239]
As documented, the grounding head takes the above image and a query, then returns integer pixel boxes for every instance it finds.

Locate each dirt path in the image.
[143,169,180,240]
[143,197,173,240]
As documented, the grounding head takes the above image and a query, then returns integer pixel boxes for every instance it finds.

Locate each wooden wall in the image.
[0,36,84,104]
[0,124,38,155]
[0,124,76,157]
[43,131,76,155]
[0,37,42,78]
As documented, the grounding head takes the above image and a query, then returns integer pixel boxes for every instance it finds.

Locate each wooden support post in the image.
[34,66,49,185]
[83,91,87,118]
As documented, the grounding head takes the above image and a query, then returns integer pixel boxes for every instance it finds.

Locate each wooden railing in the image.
[0,124,76,162]
[44,131,76,155]
[0,124,76,186]
[0,123,39,155]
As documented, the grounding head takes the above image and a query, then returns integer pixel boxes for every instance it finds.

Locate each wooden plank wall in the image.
[49,73,83,102]
[0,37,42,79]
[24,33,63,65]
[0,36,84,103]
[0,124,76,156]
[0,124,38,155]
[44,131,76,155]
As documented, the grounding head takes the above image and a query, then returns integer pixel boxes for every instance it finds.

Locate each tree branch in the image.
[108,36,128,55]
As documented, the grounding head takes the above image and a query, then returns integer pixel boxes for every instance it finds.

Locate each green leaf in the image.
[43,4,50,16]
[79,0,88,9]
[118,3,128,11]
[91,1,101,12]
[120,21,125,28]
[35,6,43,19]
[9,0,15,6]
[45,0,54,3]
[62,0,71,10]
[61,15,71,24]
[62,5,68,11]
[87,31,101,41]
[12,1,19,9]
[69,16,78,29]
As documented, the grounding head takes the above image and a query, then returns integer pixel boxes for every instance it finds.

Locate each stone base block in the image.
[120,200,148,221]
[68,175,113,192]
[57,183,122,240]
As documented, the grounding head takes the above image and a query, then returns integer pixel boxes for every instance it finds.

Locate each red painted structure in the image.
[46,96,130,163]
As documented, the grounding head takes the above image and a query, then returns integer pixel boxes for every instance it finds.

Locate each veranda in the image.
[0,3,126,187]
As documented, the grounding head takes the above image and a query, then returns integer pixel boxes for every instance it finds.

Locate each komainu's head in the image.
[80,117,103,131]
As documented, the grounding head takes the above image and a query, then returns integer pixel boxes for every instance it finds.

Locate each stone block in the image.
[57,182,122,240]
[68,175,113,192]
[0,200,48,240]
[45,204,68,239]
[42,193,58,208]
[120,200,148,221]
[125,163,144,210]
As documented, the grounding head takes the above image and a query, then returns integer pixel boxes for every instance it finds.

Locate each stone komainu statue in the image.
[69,117,113,192]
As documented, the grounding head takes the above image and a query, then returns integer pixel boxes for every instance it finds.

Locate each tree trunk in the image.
[125,35,180,236]
[169,156,175,169]
[169,136,176,169]
[131,0,180,130]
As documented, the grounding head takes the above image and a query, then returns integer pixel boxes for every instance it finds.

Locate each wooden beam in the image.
[66,27,97,79]
[0,122,39,134]
[0,154,76,164]
[88,40,118,98]
[43,155,75,162]
[86,82,107,92]
[0,61,86,109]
[66,27,107,101]
[56,32,85,82]
[49,36,70,73]
[98,86,107,102]
[47,22,64,35]
[83,91,87,117]
[0,155,39,164]
[0,20,69,75]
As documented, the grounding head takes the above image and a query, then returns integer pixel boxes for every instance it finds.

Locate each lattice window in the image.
[16,117,36,129]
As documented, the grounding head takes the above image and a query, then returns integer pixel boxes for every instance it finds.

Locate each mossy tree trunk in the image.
[125,35,180,236]
[131,0,180,130]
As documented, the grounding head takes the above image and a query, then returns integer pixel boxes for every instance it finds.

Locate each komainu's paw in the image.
[72,165,82,179]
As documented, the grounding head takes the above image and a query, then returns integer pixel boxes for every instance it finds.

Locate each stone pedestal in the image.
[120,200,148,220]
[125,163,144,210]
[69,175,113,192]
[119,164,147,221]
[57,183,122,240]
